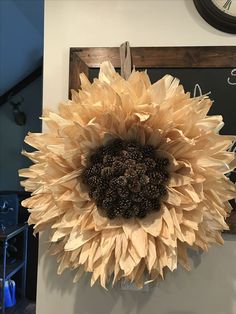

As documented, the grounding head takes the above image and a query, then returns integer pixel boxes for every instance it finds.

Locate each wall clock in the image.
[193,0,236,34]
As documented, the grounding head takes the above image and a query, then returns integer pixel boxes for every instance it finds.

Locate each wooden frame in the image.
[69,46,236,234]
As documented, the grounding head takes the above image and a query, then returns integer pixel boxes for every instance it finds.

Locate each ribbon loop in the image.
[120,41,132,80]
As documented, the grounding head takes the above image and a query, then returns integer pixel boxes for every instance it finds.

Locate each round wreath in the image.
[20,62,236,288]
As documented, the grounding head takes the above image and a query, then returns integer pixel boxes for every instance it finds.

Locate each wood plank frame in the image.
[69,46,236,234]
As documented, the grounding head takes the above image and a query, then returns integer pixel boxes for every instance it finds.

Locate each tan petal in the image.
[138,211,163,237]
[65,230,97,251]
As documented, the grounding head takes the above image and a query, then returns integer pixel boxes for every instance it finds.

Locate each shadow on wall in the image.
[0,76,42,191]
[38,232,236,314]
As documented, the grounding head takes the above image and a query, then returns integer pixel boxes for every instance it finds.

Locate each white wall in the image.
[40,1,236,314]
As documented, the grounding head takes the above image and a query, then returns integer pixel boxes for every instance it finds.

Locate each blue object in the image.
[4,280,16,308]
[0,194,18,227]
[0,224,28,313]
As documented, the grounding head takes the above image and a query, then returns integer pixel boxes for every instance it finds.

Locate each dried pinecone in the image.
[113,207,122,217]
[120,150,130,158]
[109,178,118,190]
[82,168,93,182]
[144,158,156,169]
[156,157,170,169]
[122,208,133,219]
[110,138,124,151]
[82,138,170,220]
[135,163,147,175]
[143,184,159,199]
[101,166,113,179]
[143,199,153,211]
[152,199,161,211]
[103,155,114,166]
[89,150,103,163]
[107,209,117,220]
[124,168,137,178]
[157,185,168,197]
[89,189,102,201]
[139,174,150,186]
[128,181,141,193]
[119,198,132,209]
[124,159,136,168]
[127,149,143,161]
[87,176,100,187]
[102,197,114,210]
[115,156,126,163]
[112,160,125,176]
[132,205,140,216]
[131,193,144,203]
[117,187,130,198]
[127,141,139,150]
[136,208,147,219]
[102,145,116,156]
[148,172,160,184]
[142,144,155,157]
[116,176,127,187]
[148,171,169,185]
[160,170,170,183]
[90,163,102,175]
[105,189,117,199]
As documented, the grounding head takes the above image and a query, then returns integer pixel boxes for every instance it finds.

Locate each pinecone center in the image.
[82,139,170,219]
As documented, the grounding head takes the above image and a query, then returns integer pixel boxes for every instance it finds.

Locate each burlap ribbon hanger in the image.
[120,41,132,80]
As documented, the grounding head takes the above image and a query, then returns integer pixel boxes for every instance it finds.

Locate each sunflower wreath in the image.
[20,61,236,289]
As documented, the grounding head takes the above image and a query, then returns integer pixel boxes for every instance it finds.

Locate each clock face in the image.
[193,0,236,33]
[212,0,236,17]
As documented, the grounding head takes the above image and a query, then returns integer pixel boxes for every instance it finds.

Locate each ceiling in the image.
[0,0,44,96]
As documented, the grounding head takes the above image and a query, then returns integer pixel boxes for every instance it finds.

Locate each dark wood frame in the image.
[69,46,236,234]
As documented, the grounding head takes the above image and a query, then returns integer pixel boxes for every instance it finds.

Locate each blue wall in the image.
[0,0,44,95]
[0,0,43,191]
[0,77,42,191]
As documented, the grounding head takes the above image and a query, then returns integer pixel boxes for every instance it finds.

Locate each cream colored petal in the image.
[138,211,163,237]
[99,61,118,84]
[65,230,98,251]
[146,235,157,272]
[169,173,192,187]
[180,225,196,245]
[166,187,181,206]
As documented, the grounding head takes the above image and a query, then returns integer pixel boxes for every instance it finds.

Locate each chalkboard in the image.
[69,46,236,233]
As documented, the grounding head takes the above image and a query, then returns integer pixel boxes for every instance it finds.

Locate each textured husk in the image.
[19,61,236,289]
